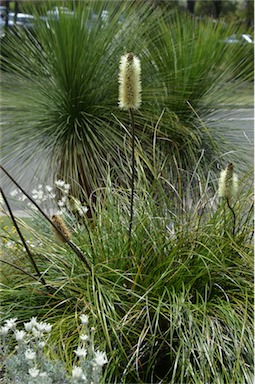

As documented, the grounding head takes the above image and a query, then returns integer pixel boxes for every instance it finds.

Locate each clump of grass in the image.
[0,165,253,383]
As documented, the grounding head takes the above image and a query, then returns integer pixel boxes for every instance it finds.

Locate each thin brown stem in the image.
[0,259,40,281]
[0,165,92,274]
[0,187,48,287]
[226,197,236,236]
[128,108,135,249]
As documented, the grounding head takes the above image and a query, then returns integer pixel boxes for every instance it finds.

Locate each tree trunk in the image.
[187,0,196,14]
[213,0,221,19]
[245,0,253,28]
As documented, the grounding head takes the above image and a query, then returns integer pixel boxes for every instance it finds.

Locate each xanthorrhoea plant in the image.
[0,1,151,202]
[1,0,252,204]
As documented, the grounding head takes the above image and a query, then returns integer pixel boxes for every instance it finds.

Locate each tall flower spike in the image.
[118,52,141,110]
[51,215,71,243]
[218,163,238,199]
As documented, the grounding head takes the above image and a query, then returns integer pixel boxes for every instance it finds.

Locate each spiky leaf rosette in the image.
[1,1,252,198]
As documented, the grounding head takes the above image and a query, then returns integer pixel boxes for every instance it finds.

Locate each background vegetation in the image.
[1,0,253,199]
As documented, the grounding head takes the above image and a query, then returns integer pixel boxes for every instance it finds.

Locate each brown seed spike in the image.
[51,215,71,243]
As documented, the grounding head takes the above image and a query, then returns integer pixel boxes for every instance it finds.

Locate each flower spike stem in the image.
[226,197,236,236]
[128,108,135,248]
[0,166,92,274]
[0,187,48,288]
[0,258,39,281]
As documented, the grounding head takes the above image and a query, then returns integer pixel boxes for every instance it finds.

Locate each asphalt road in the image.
[205,108,254,168]
[1,107,254,215]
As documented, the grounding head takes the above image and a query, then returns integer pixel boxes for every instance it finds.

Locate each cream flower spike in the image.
[118,52,141,110]
[218,163,238,199]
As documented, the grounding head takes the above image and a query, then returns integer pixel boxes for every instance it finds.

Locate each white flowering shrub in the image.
[8,179,86,217]
[9,180,71,216]
[6,179,89,239]
[0,315,107,384]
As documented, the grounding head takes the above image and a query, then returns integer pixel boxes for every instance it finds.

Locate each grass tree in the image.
[1,0,252,201]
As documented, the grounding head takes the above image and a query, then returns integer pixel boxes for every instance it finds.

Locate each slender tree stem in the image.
[0,187,48,287]
[128,108,135,248]
[0,165,92,274]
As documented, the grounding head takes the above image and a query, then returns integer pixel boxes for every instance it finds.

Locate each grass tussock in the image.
[0,166,253,383]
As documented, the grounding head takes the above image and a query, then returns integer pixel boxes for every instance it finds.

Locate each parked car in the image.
[0,5,6,38]
[225,34,253,44]
[7,12,34,31]
[46,7,74,19]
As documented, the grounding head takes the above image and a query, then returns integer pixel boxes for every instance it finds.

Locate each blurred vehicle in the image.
[0,5,6,38]
[0,17,5,38]
[0,5,6,19]
[46,6,74,19]
[225,34,253,44]
[7,12,34,31]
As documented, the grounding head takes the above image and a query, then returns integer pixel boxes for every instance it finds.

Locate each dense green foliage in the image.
[1,0,253,198]
[0,167,253,383]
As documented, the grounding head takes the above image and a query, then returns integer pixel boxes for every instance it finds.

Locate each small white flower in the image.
[0,326,9,335]
[72,366,83,378]
[45,185,53,192]
[64,183,70,191]
[24,317,38,331]
[79,314,89,325]
[5,318,18,329]
[36,322,52,333]
[80,334,89,342]
[38,341,46,348]
[32,327,41,338]
[43,323,52,333]
[55,180,65,187]
[94,351,108,367]
[28,367,40,378]
[78,206,89,216]
[25,349,36,360]
[33,190,44,202]
[38,184,43,189]
[74,346,87,358]
[36,323,45,332]
[10,189,19,197]
[57,200,65,207]
[15,330,26,341]
[18,194,27,202]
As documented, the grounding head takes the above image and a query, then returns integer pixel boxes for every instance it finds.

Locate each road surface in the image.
[0,107,254,215]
